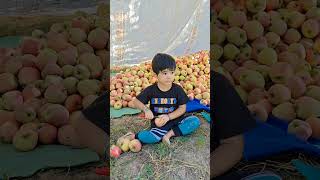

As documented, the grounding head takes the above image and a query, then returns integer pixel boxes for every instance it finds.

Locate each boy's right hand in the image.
[144,109,154,120]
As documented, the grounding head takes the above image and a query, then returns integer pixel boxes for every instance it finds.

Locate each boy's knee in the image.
[179,116,201,135]
[137,130,161,144]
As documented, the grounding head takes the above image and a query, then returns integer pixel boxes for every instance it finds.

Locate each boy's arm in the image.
[210,134,244,178]
[162,84,189,121]
[133,97,150,112]
[167,104,186,120]
[211,71,256,178]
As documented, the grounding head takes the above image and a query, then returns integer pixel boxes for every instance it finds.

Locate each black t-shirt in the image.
[211,71,256,151]
[81,91,108,134]
[136,83,189,121]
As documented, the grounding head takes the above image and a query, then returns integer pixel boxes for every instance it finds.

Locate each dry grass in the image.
[110,113,210,180]
[7,161,106,180]
[234,152,320,180]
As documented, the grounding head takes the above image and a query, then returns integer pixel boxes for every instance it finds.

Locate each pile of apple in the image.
[110,134,142,158]
[110,50,210,109]
[212,0,320,141]
[0,3,109,152]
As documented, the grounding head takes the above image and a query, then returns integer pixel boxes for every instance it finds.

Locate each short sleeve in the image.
[136,85,152,104]
[211,71,256,141]
[176,84,189,105]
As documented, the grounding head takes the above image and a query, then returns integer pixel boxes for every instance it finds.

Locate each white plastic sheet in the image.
[110,0,210,66]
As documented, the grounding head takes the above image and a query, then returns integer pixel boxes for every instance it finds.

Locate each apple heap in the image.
[110,135,142,158]
[0,3,109,151]
[212,0,320,140]
[110,50,210,109]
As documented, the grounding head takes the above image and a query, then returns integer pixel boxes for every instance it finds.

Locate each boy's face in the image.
[157,68,175,85]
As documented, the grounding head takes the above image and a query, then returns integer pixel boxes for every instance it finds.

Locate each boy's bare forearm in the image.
[210,134,244,178]
[133,98,148,111]
[168,104,186,120]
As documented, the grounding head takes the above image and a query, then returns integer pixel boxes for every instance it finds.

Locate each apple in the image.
[269,18,287,36]
[228,10,247,27]
[296,96,320,120]
[243,20,264,40]
[38,123,58,144]
[246,0,266,13]
[13,129,38,151]
[226,27,247,46]
[218,6,233,23]
[257,48,277,66]
[247,104,268,122]
[20,122,40,131]
[0,120,20,143]
[301,19,319,39]
[0,110,15,126]
[129,139,142,152]
[306,117,320,139]
[284,28,301,44]
[265,32,280,48]
[239,70,265,91]
[288,119,312,141]
[116,138,130,152]
[155,117,166,127]
[57,124,83,148]
[14,105,37,124]
[253,11,271,27]
[110,145,122,158]
[272,102,297,122]
[113,101,122,110]
[268,84,291,105]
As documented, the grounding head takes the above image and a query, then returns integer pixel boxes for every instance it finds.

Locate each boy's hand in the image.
[144,109,154,120]
[158,114,170,123]
[155,114,170,127]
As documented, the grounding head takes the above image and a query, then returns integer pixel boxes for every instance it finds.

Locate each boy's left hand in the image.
[158,114,170,124]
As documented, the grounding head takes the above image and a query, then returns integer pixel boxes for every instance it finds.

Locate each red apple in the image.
[38,123,57,144]
[110,145,122,158]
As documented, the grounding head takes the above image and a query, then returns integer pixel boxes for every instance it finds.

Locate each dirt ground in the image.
[110,113,210,180]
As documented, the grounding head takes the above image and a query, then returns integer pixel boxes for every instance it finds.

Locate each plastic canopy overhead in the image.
[110,0,210,66]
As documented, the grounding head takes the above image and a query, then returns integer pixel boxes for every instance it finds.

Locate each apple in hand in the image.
[110,145,122,158]
[129,139,142,152]
[155,117,166,127]
[288,119,312,141]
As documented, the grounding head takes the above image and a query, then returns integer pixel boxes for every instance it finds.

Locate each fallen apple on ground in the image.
[129,139,142,152]
[110,145,122,158]
[116,137,131,152]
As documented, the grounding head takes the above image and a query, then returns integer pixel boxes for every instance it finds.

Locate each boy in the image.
[210,71,256,179]
[125,53,201,145]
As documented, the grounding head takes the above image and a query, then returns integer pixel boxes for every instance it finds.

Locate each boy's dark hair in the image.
[152,53,176,75]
